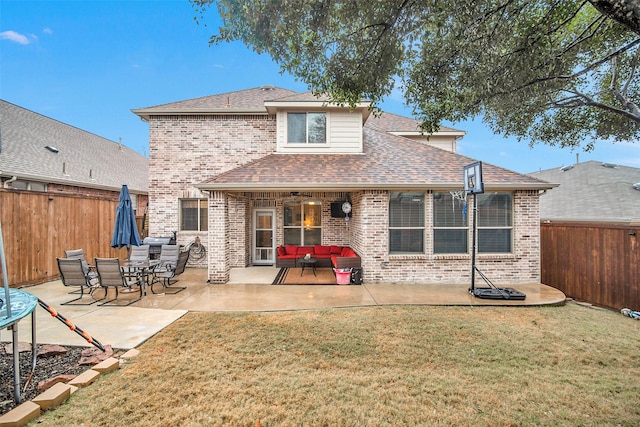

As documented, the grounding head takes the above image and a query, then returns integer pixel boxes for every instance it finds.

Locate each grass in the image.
[35,303,640,426]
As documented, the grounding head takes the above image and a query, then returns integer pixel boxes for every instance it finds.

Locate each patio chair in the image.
[57,257,103,305]
[94,257,142,306]
[124,244,150,279]
[65,248,98,281]
[151,249,189,294]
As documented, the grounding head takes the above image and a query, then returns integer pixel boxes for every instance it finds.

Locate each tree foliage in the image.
[192,0,640,149]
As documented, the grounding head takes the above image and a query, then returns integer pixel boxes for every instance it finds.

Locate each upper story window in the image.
[287,112,326,144]
[180,199,208,231]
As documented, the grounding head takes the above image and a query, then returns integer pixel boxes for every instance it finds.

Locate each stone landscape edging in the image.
[0,348,140,427]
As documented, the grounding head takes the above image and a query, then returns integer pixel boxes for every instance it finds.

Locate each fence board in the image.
[0,190,143,287]
[541,222,640,311]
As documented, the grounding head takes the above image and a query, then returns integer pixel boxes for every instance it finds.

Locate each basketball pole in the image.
[470,192,477,293]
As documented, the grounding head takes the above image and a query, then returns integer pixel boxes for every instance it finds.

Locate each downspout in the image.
[3,176,17,189]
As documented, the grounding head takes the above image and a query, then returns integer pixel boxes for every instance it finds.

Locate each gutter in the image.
[3,176,17,189]
[195,182,558,193]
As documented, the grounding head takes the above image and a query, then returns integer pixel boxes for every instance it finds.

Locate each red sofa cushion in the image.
[330,245,342,254]
[296,246,314,256]
[285,244,298,256]
[277,246,286,256]
[314,245,331,255]
[341,247,356,257]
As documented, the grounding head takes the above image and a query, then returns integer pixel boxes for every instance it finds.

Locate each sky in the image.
[2,0,639,175]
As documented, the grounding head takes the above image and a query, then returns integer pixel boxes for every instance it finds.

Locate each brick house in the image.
[133,86,552,284]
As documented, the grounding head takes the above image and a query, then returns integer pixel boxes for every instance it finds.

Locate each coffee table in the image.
[298,257,318,276]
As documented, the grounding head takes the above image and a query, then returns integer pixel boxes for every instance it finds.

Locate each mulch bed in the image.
[0,343,110,416]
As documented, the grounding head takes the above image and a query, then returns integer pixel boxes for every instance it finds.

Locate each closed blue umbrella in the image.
[110,185,142,249]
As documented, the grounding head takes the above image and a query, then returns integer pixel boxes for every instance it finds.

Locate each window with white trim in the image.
[477,192,512,253]
[389,192,425,253]
[433,192,468,254]
[287,112,326,144]
[283,200,322,245]
[180,199,208,231]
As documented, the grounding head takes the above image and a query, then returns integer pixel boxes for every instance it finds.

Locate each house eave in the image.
[131,108,269,121]
[0,171,148,194]
[264,101,371,115]
[195,182,555,193]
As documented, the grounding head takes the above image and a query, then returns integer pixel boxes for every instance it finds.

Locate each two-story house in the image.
[133,86,552,285]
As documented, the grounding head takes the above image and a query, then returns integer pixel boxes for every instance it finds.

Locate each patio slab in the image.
[1,267,566,350]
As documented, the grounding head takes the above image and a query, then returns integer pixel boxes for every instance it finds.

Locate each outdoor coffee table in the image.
[298,257,318,276]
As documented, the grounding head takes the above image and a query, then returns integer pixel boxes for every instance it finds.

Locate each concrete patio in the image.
[1,267,566,350]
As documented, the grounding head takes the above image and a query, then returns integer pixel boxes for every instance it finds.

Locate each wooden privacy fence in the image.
[0,190,144,288]
[541,221,640,311]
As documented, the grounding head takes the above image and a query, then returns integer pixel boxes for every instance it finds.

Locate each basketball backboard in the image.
[464,161,484,194]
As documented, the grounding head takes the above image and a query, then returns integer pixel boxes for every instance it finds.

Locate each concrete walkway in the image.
[2,267,566,350]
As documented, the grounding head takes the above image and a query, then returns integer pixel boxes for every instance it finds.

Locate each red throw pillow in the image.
[330,245,342,254]
[314,245,331,255]
[285,244,298,256]
[277,246,286,256]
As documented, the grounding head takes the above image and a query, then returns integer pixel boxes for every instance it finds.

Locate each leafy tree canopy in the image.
[192,0,640,150]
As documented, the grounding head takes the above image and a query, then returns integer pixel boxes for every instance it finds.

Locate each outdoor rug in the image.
[272,267,338,285]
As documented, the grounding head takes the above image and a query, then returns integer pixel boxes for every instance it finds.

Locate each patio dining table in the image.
[122,259,160,295]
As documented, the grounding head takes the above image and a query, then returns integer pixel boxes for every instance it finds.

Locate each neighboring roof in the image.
[364,111,465,137]
[529,161,640,223]
[0,100,148,193]
[131,86,300,119]
[198,126,552,192]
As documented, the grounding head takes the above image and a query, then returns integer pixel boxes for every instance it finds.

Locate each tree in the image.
[192,0,640,149]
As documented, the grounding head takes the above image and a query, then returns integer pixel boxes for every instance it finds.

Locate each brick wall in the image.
[147,114,276,280]
[359,190,541,285]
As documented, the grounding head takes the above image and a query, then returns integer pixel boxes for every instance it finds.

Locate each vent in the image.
[45,145,59,153]
[633,183,640,191]
[602,162,618,168]
[559,165,573,172]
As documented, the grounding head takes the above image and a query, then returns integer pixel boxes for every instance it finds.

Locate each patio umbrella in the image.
[110,184,142,251]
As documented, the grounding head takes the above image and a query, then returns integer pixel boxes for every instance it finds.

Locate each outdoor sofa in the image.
[276,244,361,269]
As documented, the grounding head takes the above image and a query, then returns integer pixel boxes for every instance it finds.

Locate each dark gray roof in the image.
[0,100,148,193]
[199,126,553,192]
[529,161,640,223]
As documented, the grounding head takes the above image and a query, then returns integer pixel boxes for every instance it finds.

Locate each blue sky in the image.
[2,0,639,174]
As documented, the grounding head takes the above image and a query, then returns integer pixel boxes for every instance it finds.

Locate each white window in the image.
[433,192,468,254]
[283,200,322,245]
[389,192,425,253]
[287,112,326,144]
[180,199,208,231]
[477,193,513,253]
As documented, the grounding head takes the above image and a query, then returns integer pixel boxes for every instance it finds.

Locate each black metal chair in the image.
[95,258,142,306]
[151,249,189,294]
[57,257,103,305]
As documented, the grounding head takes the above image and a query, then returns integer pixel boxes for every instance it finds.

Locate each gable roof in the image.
[132,86,299,119]
[0,100,148,193]
[529,160,640,223]
[198,126,551,192]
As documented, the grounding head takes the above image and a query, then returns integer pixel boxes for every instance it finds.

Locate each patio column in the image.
[207,191,230,283]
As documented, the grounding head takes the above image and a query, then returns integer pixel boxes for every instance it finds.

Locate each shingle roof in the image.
[364,111,463,134]
[198,126,551,191]
[529,161,640,223]
[0,100,148,193]
[131,86,300,119]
